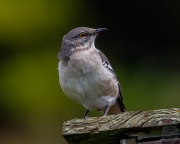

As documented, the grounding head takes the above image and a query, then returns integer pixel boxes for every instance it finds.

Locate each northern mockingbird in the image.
[58,27,126,118]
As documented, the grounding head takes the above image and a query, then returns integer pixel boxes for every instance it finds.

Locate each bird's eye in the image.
[79,32,86,38]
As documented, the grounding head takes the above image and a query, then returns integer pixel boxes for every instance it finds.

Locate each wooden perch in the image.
[62,108,180,144]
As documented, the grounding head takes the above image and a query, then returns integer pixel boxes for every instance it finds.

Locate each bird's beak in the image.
[93,28,108,35]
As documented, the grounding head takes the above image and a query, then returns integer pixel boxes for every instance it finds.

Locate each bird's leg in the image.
[103,105,110,116]
[83,109,89,119]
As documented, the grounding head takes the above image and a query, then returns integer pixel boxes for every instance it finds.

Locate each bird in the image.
[57,27,126,118]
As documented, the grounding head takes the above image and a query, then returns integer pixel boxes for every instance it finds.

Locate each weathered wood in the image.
[139,138,180,144]
[63,108,180,144]
[120,138,137,144]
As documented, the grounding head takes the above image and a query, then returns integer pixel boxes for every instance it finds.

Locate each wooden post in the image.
[62,108,180,144]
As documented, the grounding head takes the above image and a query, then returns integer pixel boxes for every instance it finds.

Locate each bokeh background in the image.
[0,0,180,144]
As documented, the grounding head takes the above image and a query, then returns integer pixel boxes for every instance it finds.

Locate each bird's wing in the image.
[98,49,127,112]
[98,49,114,73]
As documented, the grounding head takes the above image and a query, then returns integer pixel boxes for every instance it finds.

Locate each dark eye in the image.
[79,32,86,38]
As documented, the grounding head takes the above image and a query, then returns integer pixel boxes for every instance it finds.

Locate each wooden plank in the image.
[120,138,137,144]
[138,138,180,144]
[63,108,180,144]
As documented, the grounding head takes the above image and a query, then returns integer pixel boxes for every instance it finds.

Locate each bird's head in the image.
[58,27,107,60]
[63,27,108,48]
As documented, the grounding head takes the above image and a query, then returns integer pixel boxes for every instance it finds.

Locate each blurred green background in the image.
[0,0,180,144]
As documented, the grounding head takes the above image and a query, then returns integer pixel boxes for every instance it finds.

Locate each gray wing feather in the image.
[98,49,114,73]
[98,49,127,112]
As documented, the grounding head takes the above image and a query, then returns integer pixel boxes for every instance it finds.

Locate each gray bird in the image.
[58,27,126,118]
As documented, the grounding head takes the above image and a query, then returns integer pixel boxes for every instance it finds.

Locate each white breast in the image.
[58,48,119,110]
